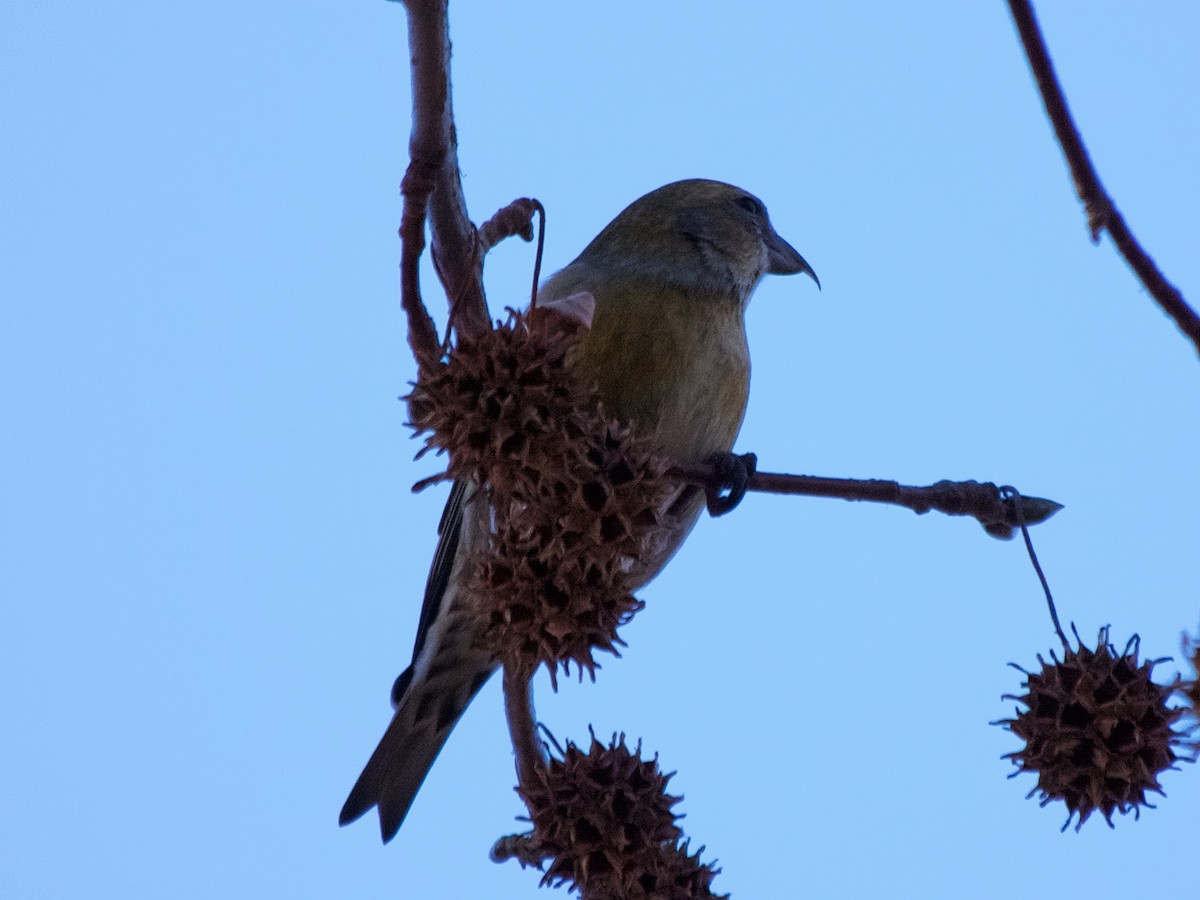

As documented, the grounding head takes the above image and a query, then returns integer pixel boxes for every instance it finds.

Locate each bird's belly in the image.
[649,318,750,463]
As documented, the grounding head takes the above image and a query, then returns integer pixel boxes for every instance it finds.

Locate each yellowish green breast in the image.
[569,281,751,465]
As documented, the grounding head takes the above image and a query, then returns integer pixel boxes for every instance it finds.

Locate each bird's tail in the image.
[339,657,495,842]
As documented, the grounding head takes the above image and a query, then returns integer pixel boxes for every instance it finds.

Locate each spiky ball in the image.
[407,308,681,680]
[997,627,1191,830]
[634,841,726,900]
[472,503,648,687]
[517,734,725,900]
[407,307,593,494]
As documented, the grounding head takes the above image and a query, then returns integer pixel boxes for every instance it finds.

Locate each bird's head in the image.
[574,179,818,305]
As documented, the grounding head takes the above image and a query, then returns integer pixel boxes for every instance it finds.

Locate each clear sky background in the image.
[3,2,1199,898]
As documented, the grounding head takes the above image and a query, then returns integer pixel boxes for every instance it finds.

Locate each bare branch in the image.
[478,198,546,310]
[673,462,1062,539]
[503,664,545,795]
[400,0,489,365]
[1006,0,1200,358]
[478,198,541,252]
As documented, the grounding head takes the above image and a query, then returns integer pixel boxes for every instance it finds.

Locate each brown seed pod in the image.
[407,307,681,679]
[406,307,592,492]
[470,505,647,685]
[997,626,1194,830]
[516,734,725,900]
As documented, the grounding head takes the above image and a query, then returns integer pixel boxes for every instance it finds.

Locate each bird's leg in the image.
[704,451,757,516]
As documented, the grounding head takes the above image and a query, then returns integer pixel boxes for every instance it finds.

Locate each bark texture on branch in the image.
[1007,0,1200,358]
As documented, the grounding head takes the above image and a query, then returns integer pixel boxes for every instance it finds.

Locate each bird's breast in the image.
[570,285,751,465]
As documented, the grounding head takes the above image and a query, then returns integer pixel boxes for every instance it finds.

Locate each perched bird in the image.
[340,178,819,842]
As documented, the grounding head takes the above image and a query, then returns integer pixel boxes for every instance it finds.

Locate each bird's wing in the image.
[410,477,469,663]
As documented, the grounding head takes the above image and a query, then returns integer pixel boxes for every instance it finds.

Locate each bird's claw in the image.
[705,451,757,516]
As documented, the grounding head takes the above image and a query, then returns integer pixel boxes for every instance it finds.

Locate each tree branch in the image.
[502,664,545,795]
[673,462,1062,539]
[1006,0,1200,358]
[400,0,489,368]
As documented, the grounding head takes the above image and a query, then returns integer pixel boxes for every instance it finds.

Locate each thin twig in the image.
[672,463,1062,538]
[530,203,545,310]
[478,197,540,252]
[1001,486,1069,649]
[397,1,448,368]
[476,197,547,310]
[401,0,490,353]
[503,664,545,794]
[1006,0,1200,357]
[398,175,441,371]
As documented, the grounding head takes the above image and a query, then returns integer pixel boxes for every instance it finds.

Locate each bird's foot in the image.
[704,451,757,516]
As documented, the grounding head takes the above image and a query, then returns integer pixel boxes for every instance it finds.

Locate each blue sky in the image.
[3,2,1198,897]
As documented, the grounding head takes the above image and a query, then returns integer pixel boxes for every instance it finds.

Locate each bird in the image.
[339,178,819,843]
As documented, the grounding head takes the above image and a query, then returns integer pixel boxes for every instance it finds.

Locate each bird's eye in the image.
[735,196,762,216]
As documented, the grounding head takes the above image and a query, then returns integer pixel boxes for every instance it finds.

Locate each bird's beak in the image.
[765,229,820,289]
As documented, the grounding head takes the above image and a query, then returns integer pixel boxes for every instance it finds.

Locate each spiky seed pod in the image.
[473,412,677,682]
[407,306,595,496]
[407,307,681,680]
[997,627,1193,830]
[637,841,726,900]
[472,507,647,686]
[517,734,725,900]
